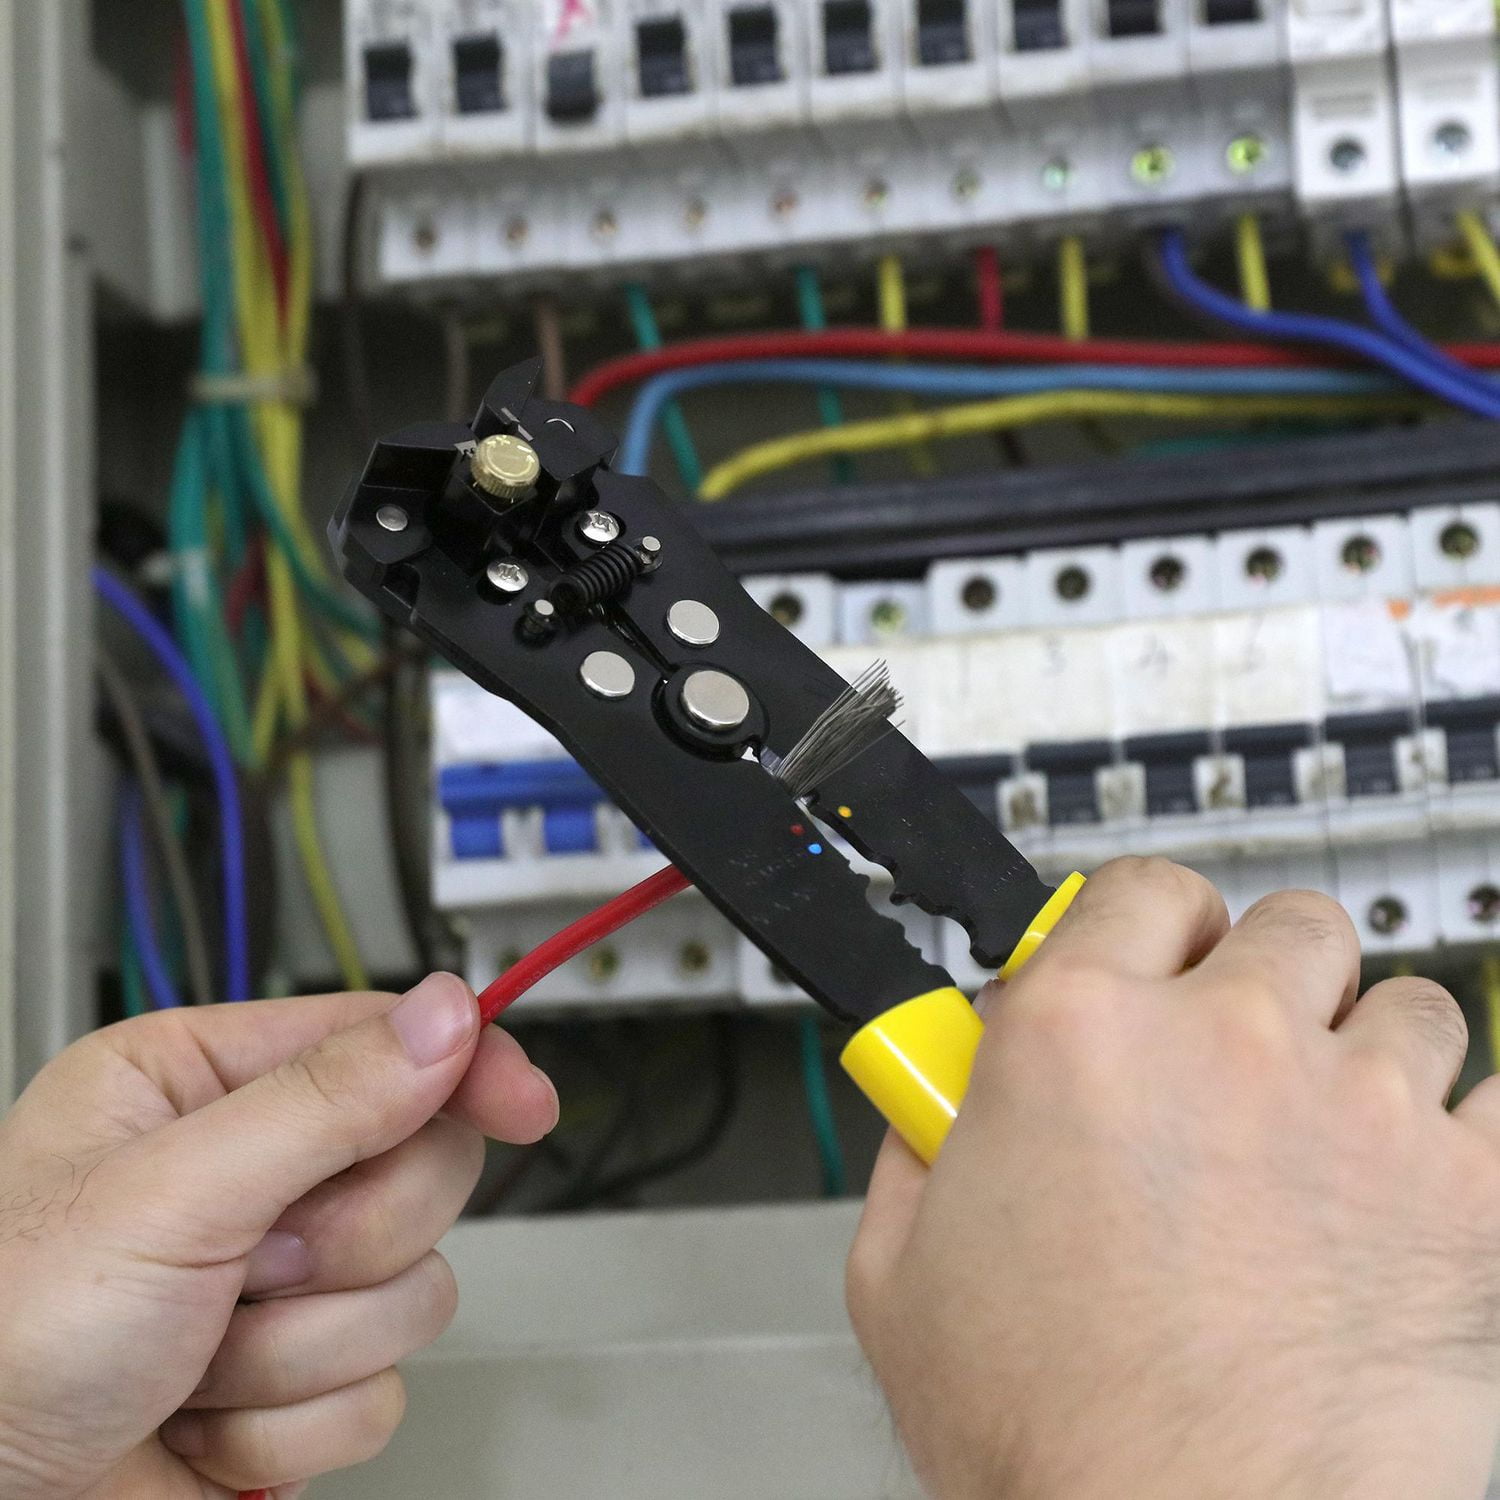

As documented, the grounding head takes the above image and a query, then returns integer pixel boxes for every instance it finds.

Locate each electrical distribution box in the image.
[345,0,1497,285]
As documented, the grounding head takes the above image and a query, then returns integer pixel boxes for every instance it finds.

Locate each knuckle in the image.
[1095,855,1216,912]
[1242,888,1358,956]
[275,1038,366,1123]
[1397,983,1469,1059]
[417,1251,460,1338]
[350,1369,407,1461]
[228,1405,281,1480]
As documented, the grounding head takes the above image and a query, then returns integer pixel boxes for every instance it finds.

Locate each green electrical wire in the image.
[798,1013,848,1197]
[226,409,381,643]
[794,267,856,485]
[239,0,292,245]
[624,283,703,492]
[183,0,378,677]
[169,414,252,760]
[176,0,258,759]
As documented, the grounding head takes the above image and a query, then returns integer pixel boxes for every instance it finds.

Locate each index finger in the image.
[1018,857,1229,983]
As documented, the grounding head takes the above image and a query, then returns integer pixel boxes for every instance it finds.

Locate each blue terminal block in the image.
[440,759,608,859]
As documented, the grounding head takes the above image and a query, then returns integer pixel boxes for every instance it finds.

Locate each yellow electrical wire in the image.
[1484,954,1500,1074]
[206,0,368,989]
[1058,236,1090,340]
[1234,213,1272,312]
[876,252,907,334]
[875,253,936,475]
[1457,210,1500,311]
[697,389,1425,501]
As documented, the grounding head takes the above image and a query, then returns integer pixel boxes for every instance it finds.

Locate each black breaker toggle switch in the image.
[1014,0,1065,51]
[823,0,878,75]
[638,17,692,97]
[917,0,970,65]
[727,6,782,85]
[546,49,600,122]
[1107,0,1161,37]
[453,34,504,115]
[363,42,416,121]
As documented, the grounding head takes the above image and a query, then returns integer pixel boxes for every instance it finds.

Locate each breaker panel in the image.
[347,0,1500,286]
[429,483,1500,1010]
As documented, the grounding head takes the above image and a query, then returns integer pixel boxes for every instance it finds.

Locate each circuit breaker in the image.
[431,497,1500,1008]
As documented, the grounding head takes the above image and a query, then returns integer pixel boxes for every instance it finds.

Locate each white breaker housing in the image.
[430,499,1500,1010]
[346,0,1497,287]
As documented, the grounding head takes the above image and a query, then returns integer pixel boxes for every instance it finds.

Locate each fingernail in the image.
[160,1411,207,1459]
[532,1066,561,1131]
[243,1229,311,1296]
[391,973,476,1067]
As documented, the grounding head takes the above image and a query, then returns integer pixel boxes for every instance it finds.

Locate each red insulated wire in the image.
[568,329,1311,405]
[567,329,1500,408]
[225,536,266,637]
[226,0,291,323]
[174,29,196,161]
[974,248,1005,332]
[477,866,691,1025]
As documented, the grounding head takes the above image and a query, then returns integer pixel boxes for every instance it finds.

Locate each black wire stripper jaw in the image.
[330,359,1055,1031]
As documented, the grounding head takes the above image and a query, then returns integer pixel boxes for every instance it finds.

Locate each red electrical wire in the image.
[226,0,291,323]
[567,328,1500,408]
[225,535,266,637]
[974,248,1005,333]
[477,866,691,1025]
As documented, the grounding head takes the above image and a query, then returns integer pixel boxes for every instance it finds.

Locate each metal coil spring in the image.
[548,543,642,614]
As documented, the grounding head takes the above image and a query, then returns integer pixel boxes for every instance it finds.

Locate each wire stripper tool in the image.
[331,359,1083,1162]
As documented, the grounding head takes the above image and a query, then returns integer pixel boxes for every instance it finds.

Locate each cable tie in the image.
[190,367,319,407]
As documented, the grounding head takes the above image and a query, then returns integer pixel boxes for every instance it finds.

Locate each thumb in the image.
[98,973,481,1259]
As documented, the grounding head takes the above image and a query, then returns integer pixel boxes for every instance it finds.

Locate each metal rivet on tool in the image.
[667,599,720,647]
[471,434,542,504]
[580,650,636,700]
[681,669,750,732]
[520,598,557,641]
[376,504,408,533]
[637,535,663,570]
[578,511,622,546]
[486,559,529,594]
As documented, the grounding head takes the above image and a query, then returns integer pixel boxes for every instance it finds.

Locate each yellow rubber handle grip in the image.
[840,873,1086,1163]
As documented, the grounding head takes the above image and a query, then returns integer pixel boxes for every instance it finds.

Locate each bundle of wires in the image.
[107,0,377,1012]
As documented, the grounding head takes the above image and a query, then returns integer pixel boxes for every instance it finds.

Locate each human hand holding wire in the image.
[0,975,558,1499]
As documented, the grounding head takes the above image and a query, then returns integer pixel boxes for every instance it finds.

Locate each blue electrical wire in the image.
[1156,227,1500,422]
[617,358,1403,475]
[94,568,252,1003]
[118,780,183,1011]
[1345,231,1500,401]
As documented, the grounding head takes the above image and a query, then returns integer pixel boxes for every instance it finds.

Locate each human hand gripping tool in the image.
[330,359,1084,1164]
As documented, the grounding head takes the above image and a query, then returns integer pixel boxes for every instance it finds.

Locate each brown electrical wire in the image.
[96,648,217,1006]
[533,293,569,401]
[263,656,399,774]
[441,310,471,424]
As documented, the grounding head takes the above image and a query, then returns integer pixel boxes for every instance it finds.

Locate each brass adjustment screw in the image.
[471,434,542,505]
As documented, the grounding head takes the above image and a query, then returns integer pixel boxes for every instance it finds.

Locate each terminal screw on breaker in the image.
[330,359,1083,1163]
